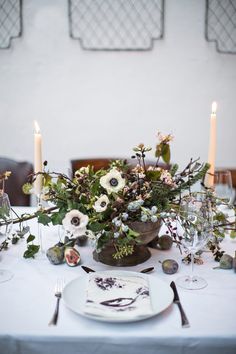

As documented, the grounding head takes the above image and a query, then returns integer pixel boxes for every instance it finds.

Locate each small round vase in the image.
[93,220,162,267]
[127,220,162,245]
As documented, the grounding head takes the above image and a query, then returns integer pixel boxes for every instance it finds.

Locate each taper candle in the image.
[206,102,217,188]
[34,121,43,195]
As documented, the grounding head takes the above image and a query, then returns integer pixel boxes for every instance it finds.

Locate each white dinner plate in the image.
[62,270,173,322]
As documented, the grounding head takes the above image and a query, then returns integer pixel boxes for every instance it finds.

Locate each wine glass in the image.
[176,193,213,290]
[214,170,234,205]
[0,193,14,283]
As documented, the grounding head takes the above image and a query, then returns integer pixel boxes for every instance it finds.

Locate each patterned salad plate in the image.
[62,270,173,323]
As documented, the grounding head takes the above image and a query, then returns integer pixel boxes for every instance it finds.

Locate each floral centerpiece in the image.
[1,133,234,267]
[23,133,212,266]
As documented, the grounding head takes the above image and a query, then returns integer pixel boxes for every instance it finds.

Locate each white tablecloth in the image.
[0,207,236,354]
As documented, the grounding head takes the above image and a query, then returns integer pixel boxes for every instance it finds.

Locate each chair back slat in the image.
[0,157,33,206]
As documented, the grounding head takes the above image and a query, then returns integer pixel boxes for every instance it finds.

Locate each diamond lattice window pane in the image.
[0,0,22,49]
[69,0,164,50]
[206,0,236,54]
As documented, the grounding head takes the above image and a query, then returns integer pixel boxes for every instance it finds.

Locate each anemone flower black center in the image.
[109,178,118,187]
[71,216,80,226]
[100,201,107,207]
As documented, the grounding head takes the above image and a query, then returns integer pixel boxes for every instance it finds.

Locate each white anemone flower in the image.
[93,195,110,212]
[62,210,89,237]
[100,168,125,194]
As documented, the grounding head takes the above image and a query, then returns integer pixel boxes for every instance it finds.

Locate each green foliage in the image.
[146,170,161,181]
[50,209,67,225]
[96,232,110,250]
[151,184,171,211]
[23,234,40,258]
[37,212,51,226]
[214,212,227,223]
[0,205,10,221]
[155,142,171,164]
[113,245,134,259]
[26,234,35,243]
[170,164,179,176]
[230,230,236,239]
[15,132,231,262]
[127,228,139,238]
[43,173,52,186]
[23,244,40,259]
[89,222,106,233]
[0,224,31,251]
[162,144,171,164]
[22,183,33,195]
[171,163,210,196]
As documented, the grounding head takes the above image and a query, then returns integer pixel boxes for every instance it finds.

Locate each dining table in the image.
[0,206,236,354]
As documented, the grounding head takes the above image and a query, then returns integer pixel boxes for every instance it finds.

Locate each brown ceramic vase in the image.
[93,220,162,266]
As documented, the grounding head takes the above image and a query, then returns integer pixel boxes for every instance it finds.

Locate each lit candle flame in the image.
[34,120,40,134]
[211,101,217,115]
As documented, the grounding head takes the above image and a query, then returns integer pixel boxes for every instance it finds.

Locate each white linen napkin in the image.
[84,272,153,320]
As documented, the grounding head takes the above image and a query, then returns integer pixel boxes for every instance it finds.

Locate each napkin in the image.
[84,272,153,320]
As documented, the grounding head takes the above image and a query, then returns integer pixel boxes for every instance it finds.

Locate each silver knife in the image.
[81,266,95,273]
[170,281,190,328]
[81,265,154,274]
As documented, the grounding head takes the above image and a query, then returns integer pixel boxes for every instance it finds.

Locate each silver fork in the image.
[48,278,65,326]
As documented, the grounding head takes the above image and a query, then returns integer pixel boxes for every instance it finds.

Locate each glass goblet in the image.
[214,170,234,205]
[0,193,14,283]
[176,194,213,290]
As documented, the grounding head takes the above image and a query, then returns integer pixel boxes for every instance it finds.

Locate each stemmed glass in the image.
[176,193,213,290]
[214,170,234,205]
[0,193,14,283]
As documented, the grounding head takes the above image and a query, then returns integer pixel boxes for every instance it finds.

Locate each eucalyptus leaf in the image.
[26,234,35,243]
[161,144,170,164]
[23,244,40,258]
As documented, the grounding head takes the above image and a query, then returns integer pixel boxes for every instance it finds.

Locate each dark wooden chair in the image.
[229,170,236,189]
[71,158,170,177]
[216,168,236,188]
[0,157,33,206]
